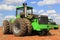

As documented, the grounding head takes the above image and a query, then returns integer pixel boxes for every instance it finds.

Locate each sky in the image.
[0,0,60,26]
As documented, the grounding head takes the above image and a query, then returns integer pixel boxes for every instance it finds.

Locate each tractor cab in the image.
[16,3,33,19]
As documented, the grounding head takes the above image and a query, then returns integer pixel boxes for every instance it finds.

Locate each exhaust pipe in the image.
[23,3,27,17]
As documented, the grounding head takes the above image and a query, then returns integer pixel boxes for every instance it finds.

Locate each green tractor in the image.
[3,3,54,36]
[48,19,58,30]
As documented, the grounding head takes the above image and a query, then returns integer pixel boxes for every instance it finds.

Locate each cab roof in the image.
[16,6,33,10]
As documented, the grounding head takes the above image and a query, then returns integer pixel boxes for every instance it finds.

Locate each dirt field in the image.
[0,27,60,40]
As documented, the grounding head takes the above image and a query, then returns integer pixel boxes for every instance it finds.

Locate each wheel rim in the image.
[13,23,21,34]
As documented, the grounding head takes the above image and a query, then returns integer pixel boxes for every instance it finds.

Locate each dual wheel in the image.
[3,18,32,36]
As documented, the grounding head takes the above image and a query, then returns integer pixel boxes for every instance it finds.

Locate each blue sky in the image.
[0,0,60,26]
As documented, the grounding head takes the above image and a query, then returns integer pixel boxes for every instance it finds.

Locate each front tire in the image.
[3,20,10,34]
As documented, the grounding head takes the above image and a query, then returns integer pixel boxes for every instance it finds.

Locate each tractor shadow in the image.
[4,31,53,37]
[3,32,13,35]
[25,31,52,37]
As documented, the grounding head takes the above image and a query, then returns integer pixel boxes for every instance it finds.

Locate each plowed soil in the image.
[0,26,60,40]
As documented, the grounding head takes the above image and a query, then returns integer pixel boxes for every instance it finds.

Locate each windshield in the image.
[27,9,31,14]
[16,9,32,15]
[17,9,23,15]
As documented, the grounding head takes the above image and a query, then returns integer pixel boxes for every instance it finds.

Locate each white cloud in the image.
[0,4,15,10]
[0,0,26,10]
[54,16,60,25]
[40,13,60,25]
[45,0,56,4]
[4,0,26,4]
[55,14,60,19]
[51,14,57,17]
[37,0,60,6]
[38,9,60,25]
[37,1,46,6]
[39,10,56,19]
[38,10,45,13]
[0,14,16,26]
[47,10,56,14]
[30,1,37,4]
[47,10,60,25]
[0,13,4,26]
[0,14,3,16]
[4,15,16,21]
[38,10,56,16]
[40,13,48,16]
[33,9,37,13]
[56,0,60,4]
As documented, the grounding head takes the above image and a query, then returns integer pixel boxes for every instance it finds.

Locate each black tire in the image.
[9,22,13,34]
[23,18,32,35]
[12,18,27,36]
[3,20,10,34]
[39,30,49,36]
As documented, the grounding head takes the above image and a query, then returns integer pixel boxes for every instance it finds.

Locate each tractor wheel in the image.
[39,30,49,36]
[3,20,10,34]
[12,18,27,36]
[9,22,13,34]
[23,18,32,35]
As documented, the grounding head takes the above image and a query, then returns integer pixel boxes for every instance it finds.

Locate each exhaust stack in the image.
[23,3,27,17]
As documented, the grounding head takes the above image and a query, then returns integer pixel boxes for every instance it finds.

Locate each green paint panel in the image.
[31,19,51,31]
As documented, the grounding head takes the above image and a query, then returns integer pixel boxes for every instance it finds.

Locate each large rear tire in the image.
[23,18,32,35]
[3,20,10,34]
[12,18,27,36]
